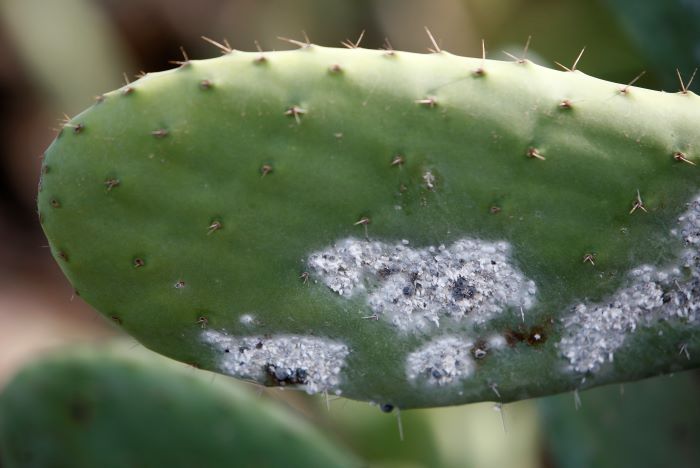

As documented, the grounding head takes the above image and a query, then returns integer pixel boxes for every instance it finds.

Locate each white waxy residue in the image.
[406,336,475,385]
[238,314,255,325]
[307,238,537,333]
[202,330,349,395]
[559,194,700,373]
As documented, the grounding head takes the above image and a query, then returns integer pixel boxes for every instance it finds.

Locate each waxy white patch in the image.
[559,195,700,373]
[406,336,476,385]
[202,330,349,395]
[238,314,256,325]
[308,238,536,333]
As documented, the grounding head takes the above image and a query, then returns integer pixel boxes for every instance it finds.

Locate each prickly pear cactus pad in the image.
[38,43,700,409]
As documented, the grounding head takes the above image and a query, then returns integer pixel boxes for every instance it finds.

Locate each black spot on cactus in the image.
[452,276,476,300]
[380,403,394,413]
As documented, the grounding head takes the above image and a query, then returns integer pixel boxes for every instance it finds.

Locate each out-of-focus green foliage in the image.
[0,343,361,468]
[603,0,700,92]
[540,370,700,468]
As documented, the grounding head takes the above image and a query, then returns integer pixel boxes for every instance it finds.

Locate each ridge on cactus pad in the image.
[38,43,700,409]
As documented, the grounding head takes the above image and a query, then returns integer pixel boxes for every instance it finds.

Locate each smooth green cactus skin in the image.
[38,45,700,409]
[0,344,360,468]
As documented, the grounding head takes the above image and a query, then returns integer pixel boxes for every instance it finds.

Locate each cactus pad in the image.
[38,43,700,408]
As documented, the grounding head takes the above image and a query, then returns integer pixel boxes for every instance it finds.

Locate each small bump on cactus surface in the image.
[37,38,700,409]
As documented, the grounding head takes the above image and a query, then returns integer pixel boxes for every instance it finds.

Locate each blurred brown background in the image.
[0,2,698,466]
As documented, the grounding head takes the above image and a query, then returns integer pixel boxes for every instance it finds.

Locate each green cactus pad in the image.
[0,344,360,468]
[38,44,700,409]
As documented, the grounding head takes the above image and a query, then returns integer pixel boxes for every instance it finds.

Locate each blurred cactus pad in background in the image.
[0,344,362,468]
[2,0,700,467]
